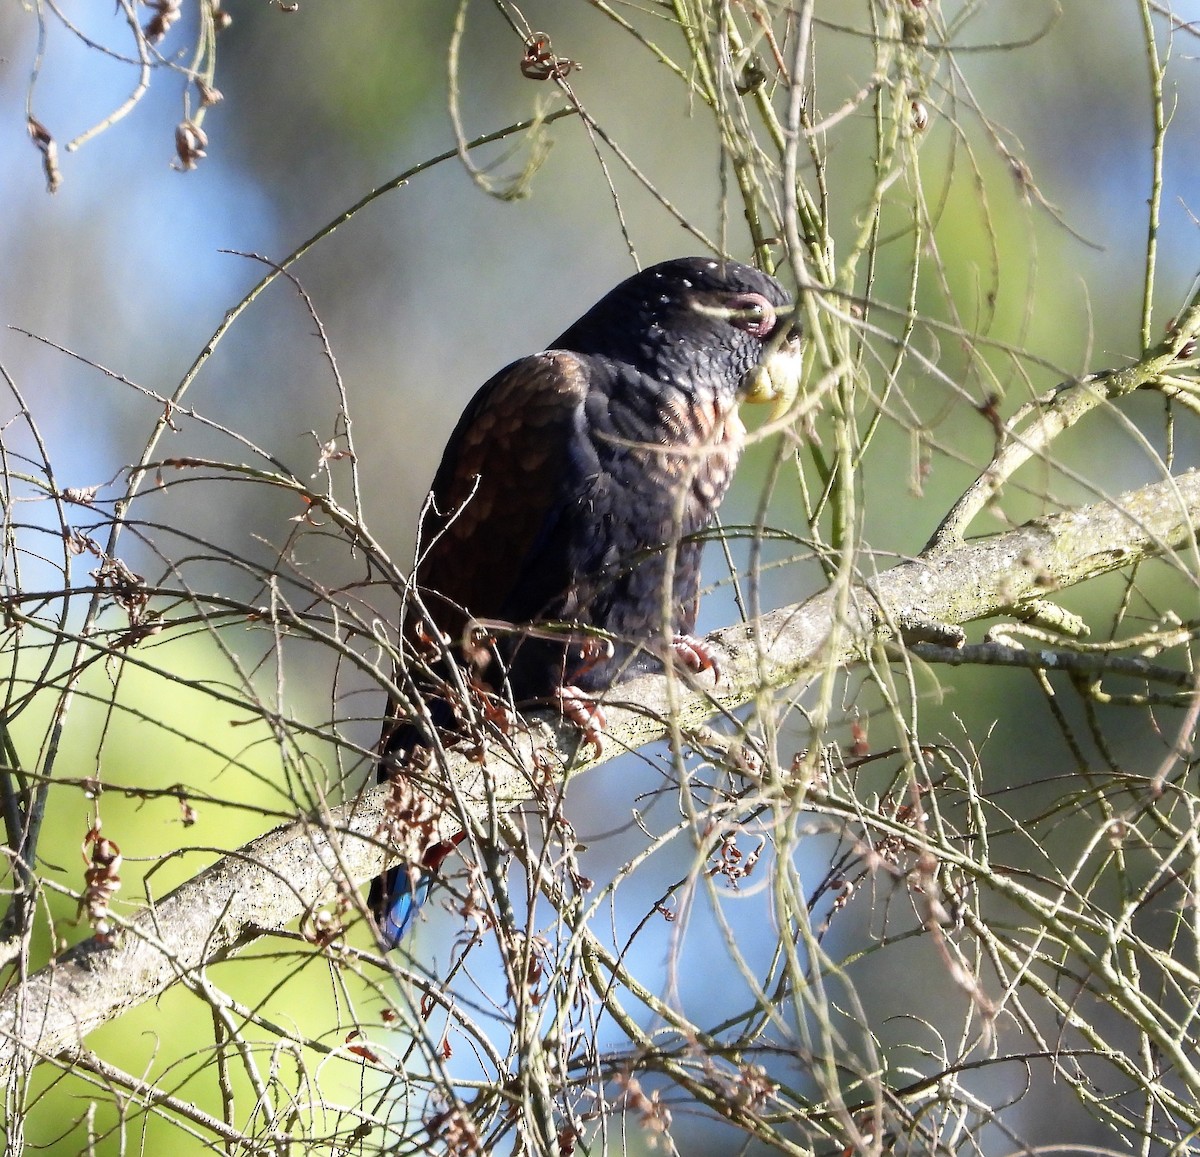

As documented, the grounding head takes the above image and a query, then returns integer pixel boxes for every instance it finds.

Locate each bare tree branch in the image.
[2,468,1197,1078]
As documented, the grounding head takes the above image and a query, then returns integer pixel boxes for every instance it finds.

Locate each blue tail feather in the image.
[370,836,461,947]
[375,864,436,947]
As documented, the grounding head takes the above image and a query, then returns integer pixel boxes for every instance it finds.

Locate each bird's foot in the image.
[554,684,607,756]
[671,633,722,682]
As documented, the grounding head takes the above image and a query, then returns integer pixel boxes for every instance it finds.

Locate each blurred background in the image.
[3,1,1200,1153]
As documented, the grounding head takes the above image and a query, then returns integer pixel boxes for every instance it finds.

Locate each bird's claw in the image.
[671,633,722,682]
[555,684,607,756]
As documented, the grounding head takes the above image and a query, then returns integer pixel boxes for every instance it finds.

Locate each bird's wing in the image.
[411,350,598,645]
[375,354,598,937]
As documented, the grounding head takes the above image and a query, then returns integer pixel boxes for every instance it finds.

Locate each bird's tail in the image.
[369,835,462,948]
[370,864,436,946]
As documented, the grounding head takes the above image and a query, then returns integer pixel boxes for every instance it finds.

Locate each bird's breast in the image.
[651,389,745,522]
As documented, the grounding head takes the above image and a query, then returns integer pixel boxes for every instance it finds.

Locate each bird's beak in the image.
[740,326,804,421]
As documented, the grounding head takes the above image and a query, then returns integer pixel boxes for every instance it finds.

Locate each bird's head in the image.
[554,256,804,419]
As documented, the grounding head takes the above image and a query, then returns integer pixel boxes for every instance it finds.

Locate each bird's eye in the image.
[725,292,777,338]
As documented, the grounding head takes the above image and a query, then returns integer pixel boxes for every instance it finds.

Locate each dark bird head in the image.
[553,256,803,416]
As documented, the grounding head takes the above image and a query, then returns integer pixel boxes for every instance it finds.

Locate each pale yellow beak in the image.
[740,330,805,421]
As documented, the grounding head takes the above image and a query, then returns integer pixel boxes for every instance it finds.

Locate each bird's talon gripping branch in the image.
[555,685,607,756]
[671,633,722,682]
